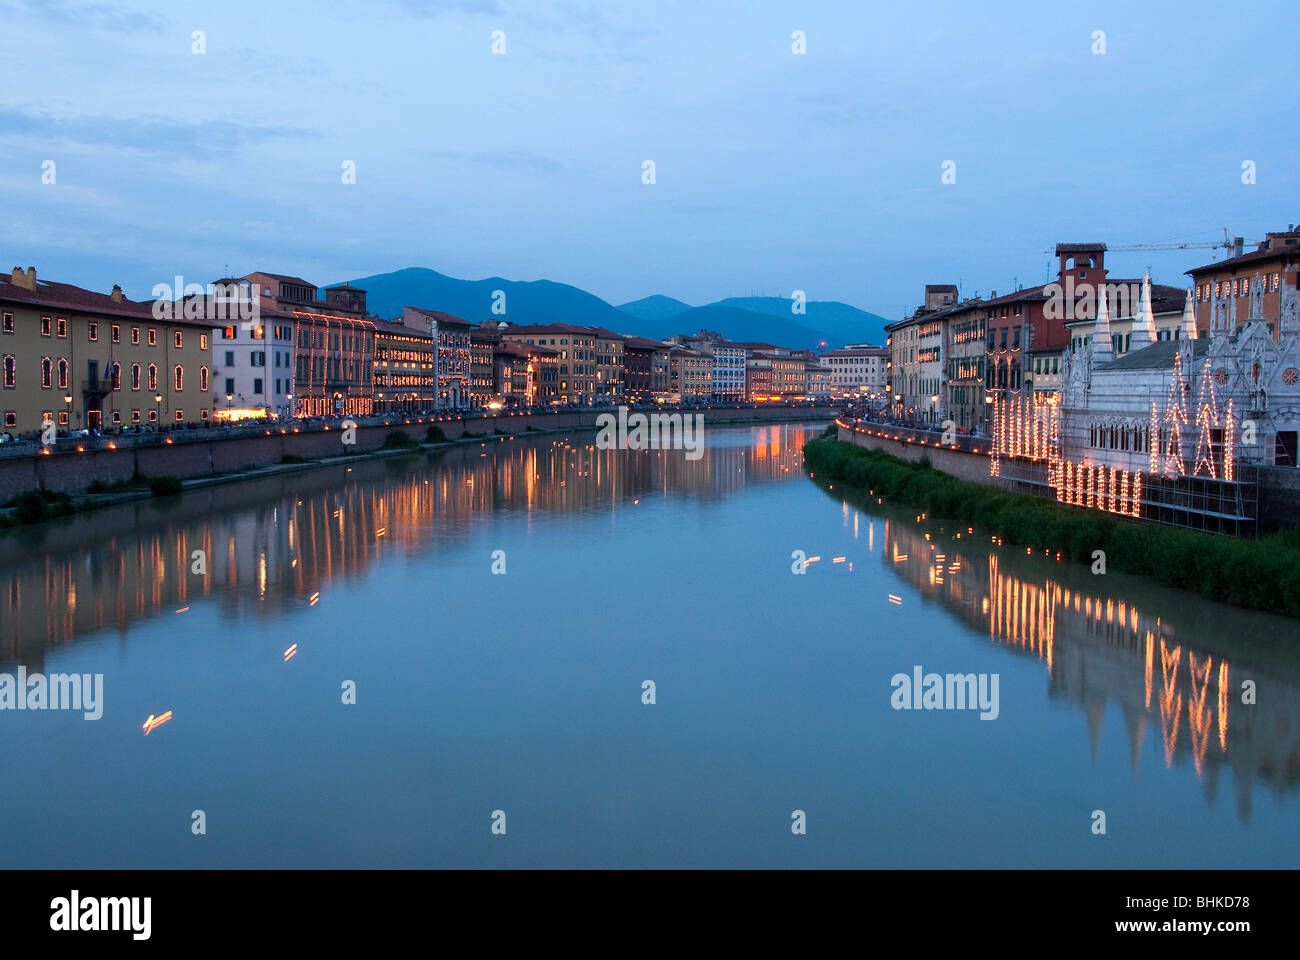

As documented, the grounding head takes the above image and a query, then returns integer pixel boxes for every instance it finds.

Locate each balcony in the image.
[81,379,115,396]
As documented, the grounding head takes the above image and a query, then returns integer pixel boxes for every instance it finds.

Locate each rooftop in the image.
[1095,337,1209,372]
[1,267,216,328]
[1187,234,1300,275]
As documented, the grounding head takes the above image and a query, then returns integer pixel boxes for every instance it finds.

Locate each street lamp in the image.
[155,393,163,424]
[930,394,939,427]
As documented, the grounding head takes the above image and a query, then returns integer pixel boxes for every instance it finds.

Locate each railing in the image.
[842,417,1259,536]
[0,401,837,459]
[837,417,991,455]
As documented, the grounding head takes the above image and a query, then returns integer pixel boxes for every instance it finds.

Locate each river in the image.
[1,421,1297,867]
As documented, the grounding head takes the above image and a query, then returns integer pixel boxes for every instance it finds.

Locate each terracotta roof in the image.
[623,336,670,351]
[1055,242,1107,254]
[981,286,1049,307]
[405,306,473,328]
[1186,239,1300,275]
[252,272,316,288]
[0,273,217,328]
[289,308,375,327]
[820,347,886,357]
[887,297,988,329]
[373,317,432,338]
[500,323,625,339]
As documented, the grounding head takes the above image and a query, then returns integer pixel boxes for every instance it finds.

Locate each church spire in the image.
[1180,288,1198,340]
[1091,279,1114,364]
[1129,273,1157,351]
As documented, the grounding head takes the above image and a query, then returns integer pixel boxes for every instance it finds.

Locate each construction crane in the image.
[1044,229,1257,255]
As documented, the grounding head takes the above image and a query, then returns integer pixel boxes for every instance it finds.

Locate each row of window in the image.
[2,408,207,429]
[219,378,289,397]
[298,329,370,352]
[0,356,206,393]
[0,313,206,350]
[1196,274,1286,301]
[221,324,292,341]
[988,327,1022,350]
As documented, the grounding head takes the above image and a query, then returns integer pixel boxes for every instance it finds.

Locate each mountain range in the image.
[339,268,889,349]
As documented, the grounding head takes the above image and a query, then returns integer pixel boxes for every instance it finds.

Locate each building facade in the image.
[405,307,472,410]
[623,336,671,402]
[205,277,296,420]
[224,274,376,418]
[372,319,435,413]
[819,346,888,399]
[1,267,216,433]
[1058,276,1300,475]
[500,324,626,405]
[667,347,712,400]
[1188,228,1300,341]
[887,303,946,424]
[805,361,831,400]
[943,302,988,433]
[470,323,500,408]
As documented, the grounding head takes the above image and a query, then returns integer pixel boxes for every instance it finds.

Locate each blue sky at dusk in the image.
[1,0,1296,318]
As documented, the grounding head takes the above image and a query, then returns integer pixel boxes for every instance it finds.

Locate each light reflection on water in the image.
[1,422,1298,868]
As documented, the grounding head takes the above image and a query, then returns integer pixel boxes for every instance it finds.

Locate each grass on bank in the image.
[803,429,1300,619]
[1,471,185,529]
[381,430,420,450]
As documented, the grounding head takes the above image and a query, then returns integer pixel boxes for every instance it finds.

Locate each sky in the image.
[1,0,1297,319]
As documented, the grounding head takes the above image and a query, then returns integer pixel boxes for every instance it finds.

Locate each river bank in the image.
[803,429,1300,619]
[0,407,833,530]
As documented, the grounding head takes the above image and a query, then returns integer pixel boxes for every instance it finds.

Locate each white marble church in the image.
[1059,273,1300,478]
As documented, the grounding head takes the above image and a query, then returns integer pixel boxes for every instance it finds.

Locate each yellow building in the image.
[1,267,216,434]
[500,324,625,405]
[667,346,712,400]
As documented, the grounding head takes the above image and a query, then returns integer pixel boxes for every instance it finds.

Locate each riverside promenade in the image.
[0,403,836,500]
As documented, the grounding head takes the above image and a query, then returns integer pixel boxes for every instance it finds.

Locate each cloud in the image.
[387,0,502,17]
[0,108,308,161]
[423,148,566,175]
[0,0,164,33]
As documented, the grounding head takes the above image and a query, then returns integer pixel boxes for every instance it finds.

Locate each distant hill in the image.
[712,297,889,347]
[616,295,693,325]
[338,268,887,349]
[343,267,632,329]
[644,304,838,350]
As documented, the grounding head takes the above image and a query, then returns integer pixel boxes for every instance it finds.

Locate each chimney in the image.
[1234,237,1244,258]
[11,267,36,290]
[110,284,123,303]
[990,290,997,299]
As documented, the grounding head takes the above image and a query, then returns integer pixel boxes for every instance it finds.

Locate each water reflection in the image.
[828,498,1300,821]
[4,420,1298,847]
[0,425,813,669]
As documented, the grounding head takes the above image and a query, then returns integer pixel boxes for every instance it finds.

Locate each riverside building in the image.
[1,267,216,432]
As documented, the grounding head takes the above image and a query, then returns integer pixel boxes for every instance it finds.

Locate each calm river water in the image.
[2,422,1298,867]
